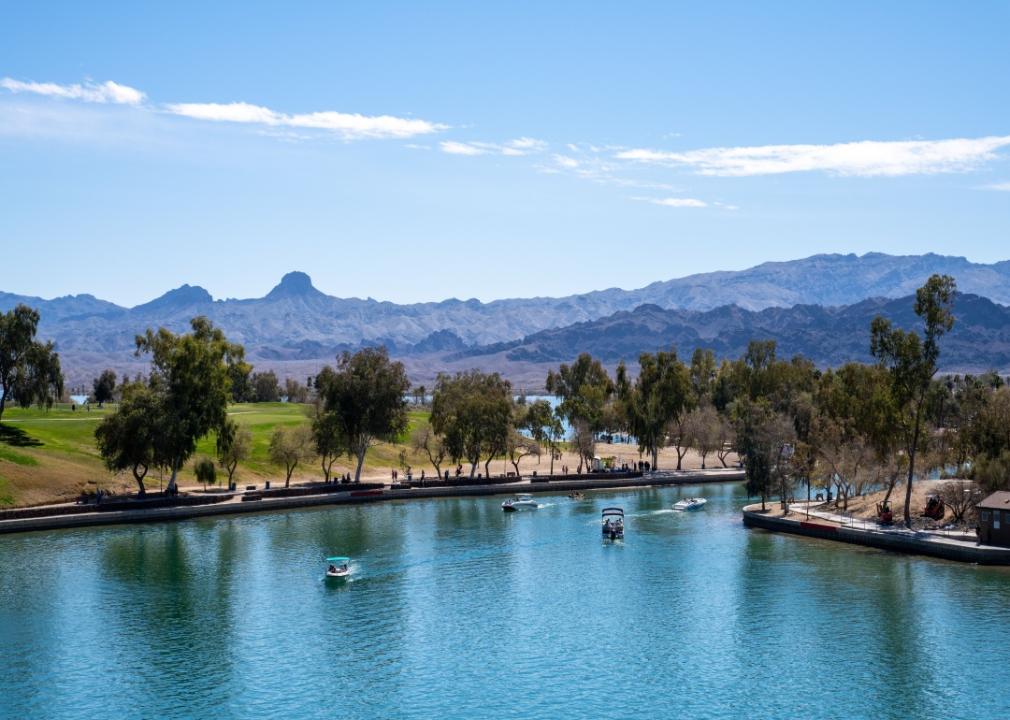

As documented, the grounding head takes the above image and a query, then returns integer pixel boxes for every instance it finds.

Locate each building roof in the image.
[978,492,1010,510]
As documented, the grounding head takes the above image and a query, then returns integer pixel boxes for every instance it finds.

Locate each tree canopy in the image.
[0,304,63,423]
[315,347,410,482]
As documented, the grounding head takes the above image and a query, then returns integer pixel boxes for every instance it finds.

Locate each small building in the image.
[977,492,1010,547]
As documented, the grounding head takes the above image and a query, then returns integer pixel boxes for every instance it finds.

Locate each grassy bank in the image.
[0,402,432,507]
[0,402,727,508]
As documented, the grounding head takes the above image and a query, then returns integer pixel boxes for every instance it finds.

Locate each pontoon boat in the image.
[602,507,624,539]
[326,556,351,579]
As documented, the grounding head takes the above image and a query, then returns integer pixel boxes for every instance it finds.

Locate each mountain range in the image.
[2,252,1009,383]
[459,293,1010,370]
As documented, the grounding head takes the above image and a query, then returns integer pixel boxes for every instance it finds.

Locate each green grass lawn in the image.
[0,402,433,507]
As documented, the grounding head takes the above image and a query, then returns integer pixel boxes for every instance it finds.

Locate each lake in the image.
[2,483,1009,719]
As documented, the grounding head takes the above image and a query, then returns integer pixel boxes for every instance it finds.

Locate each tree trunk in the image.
[484,457,493,478]
[469,460,478,479]
[167,462,179,494]
[652,448,658,472]
[904,409,923,528]
[0,387,7,424]
[549,448,555,476]
[354,449,366,482]
[132,465,147,496]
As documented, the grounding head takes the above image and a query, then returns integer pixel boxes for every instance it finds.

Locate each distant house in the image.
[977,492,1010,547]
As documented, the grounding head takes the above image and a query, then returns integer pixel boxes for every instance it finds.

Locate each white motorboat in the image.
[673,497,707,511]
[602,507,624,539]
[326,556,351,579]
[502,494,539,512]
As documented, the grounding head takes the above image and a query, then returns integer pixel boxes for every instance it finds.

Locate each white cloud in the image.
[985,181,1010,191]
[1,77,145,105]
[642,197,708,208]
[440,137,547,157]
[167,101,446,140]
[616,135,1010,177]
[553,154,580,169]
[440,140,488,156]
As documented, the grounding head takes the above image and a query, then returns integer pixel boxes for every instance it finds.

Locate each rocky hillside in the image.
[2,253,1009,375]
[460,293,1010,372]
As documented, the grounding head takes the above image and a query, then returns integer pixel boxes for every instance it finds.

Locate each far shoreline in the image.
[0,469,744,536]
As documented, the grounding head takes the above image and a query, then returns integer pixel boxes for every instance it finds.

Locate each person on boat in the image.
[328,564,337,574]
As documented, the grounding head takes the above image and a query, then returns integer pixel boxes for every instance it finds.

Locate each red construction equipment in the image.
[922,495,946,521]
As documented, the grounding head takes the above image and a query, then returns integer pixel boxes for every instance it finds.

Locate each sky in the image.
[2,1,1009,307]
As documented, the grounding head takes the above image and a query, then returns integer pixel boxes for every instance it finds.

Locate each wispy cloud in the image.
[985,181,1010,191]
[634,196,708,208]
[166,101,446,140]
[440,137,547,157]
[440,140,489,156]
[617,135,1010,177]
[2,76,446,141]
[1,77,145,105]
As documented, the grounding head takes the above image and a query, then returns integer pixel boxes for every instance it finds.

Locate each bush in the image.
[194,455,217,490]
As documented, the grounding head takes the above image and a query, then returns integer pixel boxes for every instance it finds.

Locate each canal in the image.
[2,482,1008,719]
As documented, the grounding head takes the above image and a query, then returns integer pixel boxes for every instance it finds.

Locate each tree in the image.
[312,405,345,483]
[974,450,1010,494]
[689,348,718,405]
[411,422,446,480]
[0,304,63,423]
[134,316,242,493]
[269,425,314,487]
[617,349,691,470]
[252,371,280,403]
[735,400,795,511]
[316,347,410,482]
[871,274,956,527]
[522,399,564,476]
[194,455,217,491]
[937,480,982,524]
[92,369,117,407]
[716,415,736,468]
[216,419,252,487]
[546,353,613,472]
[430,370,513,479]
[94,382,161,495]
[683,405,723,469]
[228,354,254,402]
[284,377,310,404]
[505,406,542,477]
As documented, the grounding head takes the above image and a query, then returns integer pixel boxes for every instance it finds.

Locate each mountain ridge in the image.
[3,252,1010,371]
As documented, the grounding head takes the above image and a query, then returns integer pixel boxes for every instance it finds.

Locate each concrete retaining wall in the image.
[742,508,1010,565]
[0,470,744,536]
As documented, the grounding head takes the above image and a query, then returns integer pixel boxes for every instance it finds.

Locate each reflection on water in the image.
[3,483,1010,719]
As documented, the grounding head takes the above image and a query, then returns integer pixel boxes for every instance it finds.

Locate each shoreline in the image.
[742,502,1010,565]
[0,469,743,536]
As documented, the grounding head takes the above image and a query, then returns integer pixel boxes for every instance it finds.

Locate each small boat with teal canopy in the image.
[326,557,350,579]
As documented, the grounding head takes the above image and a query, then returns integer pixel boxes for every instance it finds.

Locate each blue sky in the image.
[2,1,1009,307]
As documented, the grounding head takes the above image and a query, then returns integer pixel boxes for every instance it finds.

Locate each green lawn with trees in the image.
[4,274,1010,525]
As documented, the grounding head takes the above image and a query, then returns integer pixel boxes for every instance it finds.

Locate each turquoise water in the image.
[2,484,1010,719]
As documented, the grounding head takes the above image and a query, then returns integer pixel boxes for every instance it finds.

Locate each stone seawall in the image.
[0,470,744,536]
[742,507,1010,565]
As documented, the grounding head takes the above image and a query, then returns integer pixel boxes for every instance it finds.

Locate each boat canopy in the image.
[601,507,624,517]
[326,556,350,563]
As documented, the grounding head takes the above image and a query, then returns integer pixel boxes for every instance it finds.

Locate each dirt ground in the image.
[770,479,976,530]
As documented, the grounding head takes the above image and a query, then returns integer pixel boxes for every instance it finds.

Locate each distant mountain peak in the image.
[266,271,323,299]
[134,284,212,312]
